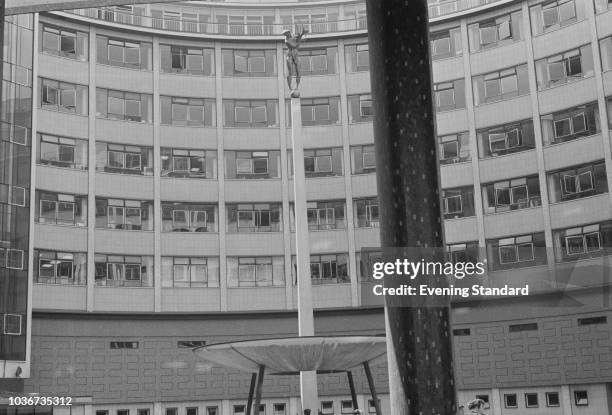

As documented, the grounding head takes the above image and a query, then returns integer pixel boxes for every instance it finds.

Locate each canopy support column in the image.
[246,373,257,415]
[363,362,381,415]
[253,365,265,415]
[346,371,359,412]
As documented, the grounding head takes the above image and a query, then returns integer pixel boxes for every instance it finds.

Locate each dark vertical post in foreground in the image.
[366,1,457,414]
[246,373,257,415]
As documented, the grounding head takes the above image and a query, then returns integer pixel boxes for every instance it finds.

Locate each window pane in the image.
[125,153,141,170]
[125,46,140,64]
[499,246,517,263]
[60,33,76,54]
[253,158,268,174]
[108,44,124,62]
[235,106,251,123]
[57,202,75,222]
[249,56,265,73]
[554,118,572,137]
[40,200,56,220]
[236,158,253,174]
[234,55,248,72]
[108,151,124,168]
[566,235,585,254]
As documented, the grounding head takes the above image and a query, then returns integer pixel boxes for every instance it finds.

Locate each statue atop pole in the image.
[283,28,308,97]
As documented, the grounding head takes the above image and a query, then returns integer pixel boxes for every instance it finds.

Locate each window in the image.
[531,0,578,34]
[222,49,276,76]
[161,257,216,288]
[3,120,29,146]
[137,410,150,415]
[499,237,534,264]
[1,248,25,270]
[554,221,612,261]
[367,400,380,414]
[40,78,88,115]
[36,191,87,226]
[574,390,588,406]
[468,11,521,52]
[161,45,214,75]
[350,145,376,174]
[306,201,345,230]
[96,88,152,123]
[355,198,380,228]
[166,409,178,415]
[3,185,26,207]
[95,254,153,287]
[439,132,470,164]
[227,256,285,287]
[161,257,219,288]
[272,404,285,415]
[226,151,280,179]
[483,176,541,213]
[546,392,560,407]
[504,394,518,408]
[536,45,594,89]
[473,64,529,105]
[303,148,343,177]
[601,37,612,72]
[227,203,282,233]
[320,402,334,415]
[117,410,129,415]
[478,119,535,157]
[300,97,340,126]
[161,96,216,127]
[446,242,479,264]
[224,100,278,127]
[3,314,22,335]
[206,408,218,415]
[595,0,612,12]
[161,148,217,179]
[345,43,369,72]
[297,47,337,75]
[38,133,88,169]
[442,187,475,219]
[541,102,599,145]
[487,233,547,270]
[565,225,603,255]
[162,202,217,233]
[97,35,151,70]
[348,94,373,122]
[434,80,465,111]
[341,401,354,413]
[96,198,153,231]
[548,161,607,202]
[309,254,349,284]
[41,24,88,60]
[578,316,607,325]
[186,408,197,415]
[97,143,153,175]
[355,250,382,281]
[430,27,462,59]
[525,393,538,408]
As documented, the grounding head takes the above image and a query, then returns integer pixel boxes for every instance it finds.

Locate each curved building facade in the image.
[1,0,612,413]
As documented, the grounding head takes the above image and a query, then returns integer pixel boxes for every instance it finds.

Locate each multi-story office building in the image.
[1,0,612,413]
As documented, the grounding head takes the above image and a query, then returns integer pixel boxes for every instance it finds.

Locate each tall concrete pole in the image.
[291,95,318,412]
[366,1,458,414]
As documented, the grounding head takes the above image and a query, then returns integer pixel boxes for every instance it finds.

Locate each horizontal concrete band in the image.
[5,0,182,16]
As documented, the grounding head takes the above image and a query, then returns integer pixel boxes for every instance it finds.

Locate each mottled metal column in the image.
[366,1,457,414]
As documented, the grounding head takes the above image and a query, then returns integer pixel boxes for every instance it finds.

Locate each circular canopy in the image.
[193,336,387,374]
